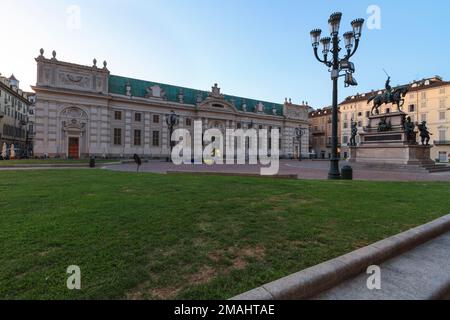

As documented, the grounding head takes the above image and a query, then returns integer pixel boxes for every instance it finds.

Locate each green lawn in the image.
[0,159,119,166]
[0,170,449,300]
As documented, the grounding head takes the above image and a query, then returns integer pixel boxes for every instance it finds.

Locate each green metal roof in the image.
[108,75,283,116]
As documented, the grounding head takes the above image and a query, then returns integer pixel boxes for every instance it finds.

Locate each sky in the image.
[1,0,449,108]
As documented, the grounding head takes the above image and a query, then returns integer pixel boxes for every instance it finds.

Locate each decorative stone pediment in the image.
[35,52,109,94]
[62,118,87,131]
[145,85,166,100]
[198,98,239,114]
[284,104,308,121]
[60,106,88,132]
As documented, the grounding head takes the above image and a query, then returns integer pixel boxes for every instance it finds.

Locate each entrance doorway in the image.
[68,137,79,159]
[438,151,447,163]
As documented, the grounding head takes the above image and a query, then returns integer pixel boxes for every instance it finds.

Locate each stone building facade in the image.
[308,106,341,159]
[339,76,450,162]
[32,50,309,159]
[0,74,32,153]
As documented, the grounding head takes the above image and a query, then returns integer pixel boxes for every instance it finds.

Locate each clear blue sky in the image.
[1,0,449,108]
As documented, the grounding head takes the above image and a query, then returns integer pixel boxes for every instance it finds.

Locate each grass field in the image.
[0,159,119,166]
[1,169,449,299]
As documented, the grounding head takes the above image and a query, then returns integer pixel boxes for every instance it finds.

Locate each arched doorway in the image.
[60,107,88,158]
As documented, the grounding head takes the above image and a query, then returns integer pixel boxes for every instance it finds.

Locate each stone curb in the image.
[166,171,298,179]
[0,162,119,168]
[231,214,450,300]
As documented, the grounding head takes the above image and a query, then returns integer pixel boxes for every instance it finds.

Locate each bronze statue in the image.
[385,76,393,103]
[367,77,410,115]
[377,117,391,132]
[349,121,358,146]
[402,116,416,143]
[417,121,432,146]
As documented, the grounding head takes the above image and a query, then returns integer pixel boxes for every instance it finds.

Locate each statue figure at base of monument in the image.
[377,117,392,132]
[402,116,417,144]
[417,121,432,146]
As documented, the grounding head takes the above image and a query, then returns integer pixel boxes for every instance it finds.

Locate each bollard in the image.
[89,157,96,168]
[341,165,353,180]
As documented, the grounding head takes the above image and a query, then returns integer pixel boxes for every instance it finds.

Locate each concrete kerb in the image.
[231,214,450,300]
[166,171,298,179]
[0,162,120,169]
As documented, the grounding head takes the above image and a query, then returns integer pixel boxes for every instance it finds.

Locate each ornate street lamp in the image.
[310,12,364,179]
[165,110,179,162]
[295,127,306,161]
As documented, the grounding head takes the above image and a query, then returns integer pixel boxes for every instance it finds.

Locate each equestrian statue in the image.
[367,76,410,115]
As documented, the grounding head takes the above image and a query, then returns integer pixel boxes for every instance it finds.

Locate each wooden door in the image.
[68,137,79,159]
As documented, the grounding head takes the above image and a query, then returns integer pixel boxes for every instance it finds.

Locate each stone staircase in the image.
[422,164,450,173]
[344,161,450,173]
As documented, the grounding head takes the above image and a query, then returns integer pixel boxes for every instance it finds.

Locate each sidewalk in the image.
[313,231,450,300]
[232,214,450,300]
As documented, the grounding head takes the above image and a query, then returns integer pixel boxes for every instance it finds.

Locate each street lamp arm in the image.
[313,47,327,65]
[344,38,360,60]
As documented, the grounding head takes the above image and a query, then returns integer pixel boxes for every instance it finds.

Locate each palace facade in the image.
[32,50,309,159]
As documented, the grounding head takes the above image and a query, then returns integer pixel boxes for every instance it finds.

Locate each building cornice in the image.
[33,85,308,124]
[0,82,31,105]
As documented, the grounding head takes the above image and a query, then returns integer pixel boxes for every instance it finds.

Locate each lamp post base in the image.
[328,158,341,180]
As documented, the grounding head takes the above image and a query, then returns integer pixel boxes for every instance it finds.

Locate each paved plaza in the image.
[103,159,450,181]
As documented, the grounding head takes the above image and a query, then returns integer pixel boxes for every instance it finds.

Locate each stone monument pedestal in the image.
[349,112,434,166]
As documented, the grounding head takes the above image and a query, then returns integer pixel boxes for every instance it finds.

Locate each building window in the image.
[421,101,427,108]
[365,111,370,118]
[152,131,160,146]
[236,122,242,129]
[421,113,427,122]
[135,112,142,122]
[153,115,160,123]
[439,130,446,141]
[386,108,390,114]
[439,111,446,121]
[439,99,446,108]
[113,128,122,145]
[134,129,142,146]
[343,136,348,144]
[185,118,192,126]
[114,111,122,120]
[343,122,348,129]
[358,112,362,117]
[421,92,427,99]
[409,104,415,112]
